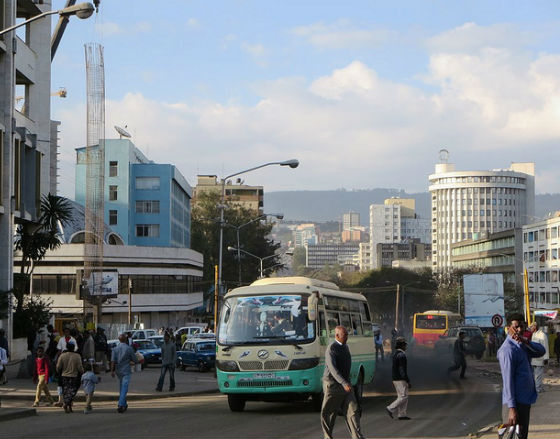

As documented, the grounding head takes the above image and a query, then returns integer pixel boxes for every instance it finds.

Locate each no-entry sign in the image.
[492,314,504,328]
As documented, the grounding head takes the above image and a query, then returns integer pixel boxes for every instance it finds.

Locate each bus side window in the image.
[339,313,351,334]
[351,313,363,336]
[327,312,339,335]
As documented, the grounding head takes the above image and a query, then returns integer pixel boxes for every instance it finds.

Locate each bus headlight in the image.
[288,358,319,370]
[216,360,240,372]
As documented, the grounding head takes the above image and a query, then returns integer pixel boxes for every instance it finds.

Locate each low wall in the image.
[10,337,28,362]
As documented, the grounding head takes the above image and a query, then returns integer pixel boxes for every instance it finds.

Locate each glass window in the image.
[109,161,118,177]
[552,227,558,239]
[136,200,160,213]
[136,177,160,190]
[109,185,118,201]
[136,224,160,237]
[109,210,117,225]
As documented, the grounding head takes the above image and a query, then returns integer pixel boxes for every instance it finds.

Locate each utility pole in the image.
[395,284,400,331]
[128,278,132,326]
[214,265,219,333]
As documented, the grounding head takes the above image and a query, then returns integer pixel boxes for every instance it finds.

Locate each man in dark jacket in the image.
[94,327,109,372]
[448,331,467,378]
[386,337,411,420]
[321,325,365,439]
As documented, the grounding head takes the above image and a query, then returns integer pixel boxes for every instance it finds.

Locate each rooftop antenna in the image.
[114,125,131,139]
[438,148,449,163]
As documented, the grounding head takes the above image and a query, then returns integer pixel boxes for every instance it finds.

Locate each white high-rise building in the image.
[429,161,535,272]
[342,211,360,231]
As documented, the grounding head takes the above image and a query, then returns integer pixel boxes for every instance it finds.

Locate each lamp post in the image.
[227,246,281,279]
[223,213,283,285]
[217,160,298,294]
[0,2,94,36]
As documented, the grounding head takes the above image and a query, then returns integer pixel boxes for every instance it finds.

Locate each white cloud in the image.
[53,23,560,199]
[291,20,394,49]
[241,43,268,67]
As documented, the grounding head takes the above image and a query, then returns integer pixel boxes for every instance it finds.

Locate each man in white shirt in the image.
[56,327,77,355]
[530,322,549,393]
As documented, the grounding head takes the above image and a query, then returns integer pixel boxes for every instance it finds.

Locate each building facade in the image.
[376,241,432,269]
[522,214,560,311]
[75,139,192,248]
[293,223,317,247]
[305,243,360,269]
[342,211,360,230]
[193,175,263,213]
[429,162,535,272]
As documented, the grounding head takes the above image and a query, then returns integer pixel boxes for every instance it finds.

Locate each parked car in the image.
[148,335,164,348]
[435,325,486,359]
[176,339,216,372]
[132,339,162,368]
[130,329,157,340]
[174,326,206,338]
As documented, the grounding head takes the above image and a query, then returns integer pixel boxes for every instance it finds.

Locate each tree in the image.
[191,191,282,289]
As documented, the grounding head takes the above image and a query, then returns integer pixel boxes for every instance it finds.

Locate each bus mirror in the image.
[308,293,318,321]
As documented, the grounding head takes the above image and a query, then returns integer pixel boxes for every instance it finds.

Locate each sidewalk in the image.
[0,362,218,420]
[470,359,560,438]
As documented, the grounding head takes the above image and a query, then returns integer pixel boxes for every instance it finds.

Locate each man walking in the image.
[386,337,411,420]
[529,322,549,393]
[448,331,467,379]
[497,314,545,439]
[321,325,365,439]
[374,331,384,362]
[156,332,176,392]
[111,333,139,413]
[94,327,109,372]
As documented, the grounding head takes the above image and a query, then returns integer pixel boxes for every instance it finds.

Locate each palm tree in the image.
[14,193,72,311]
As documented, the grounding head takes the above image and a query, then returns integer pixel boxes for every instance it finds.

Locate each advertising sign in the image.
[463,273,505,328]
[86,270,119,296]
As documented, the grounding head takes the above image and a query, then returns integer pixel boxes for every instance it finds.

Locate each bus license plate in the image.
[253,372,275,379]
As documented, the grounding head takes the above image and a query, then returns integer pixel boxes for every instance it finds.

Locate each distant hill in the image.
[264,189,560,224]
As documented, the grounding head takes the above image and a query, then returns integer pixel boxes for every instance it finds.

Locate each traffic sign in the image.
[492,314,504,328]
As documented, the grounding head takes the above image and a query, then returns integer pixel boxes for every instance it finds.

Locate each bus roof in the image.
[250,276,340,290]
[417,310,460,316]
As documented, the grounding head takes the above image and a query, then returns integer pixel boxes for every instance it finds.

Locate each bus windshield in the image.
[415,315,446,330]
[218,295,315,346]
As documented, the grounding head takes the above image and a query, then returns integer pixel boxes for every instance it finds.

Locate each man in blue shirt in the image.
[497,314,545,439]
[111,333,139,413]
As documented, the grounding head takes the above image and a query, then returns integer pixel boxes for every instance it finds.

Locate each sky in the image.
[50,0,560,200]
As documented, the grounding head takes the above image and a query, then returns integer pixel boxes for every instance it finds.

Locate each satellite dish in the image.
[114,125,131,139]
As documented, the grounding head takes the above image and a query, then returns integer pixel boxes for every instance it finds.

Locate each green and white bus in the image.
[216,276,376,412]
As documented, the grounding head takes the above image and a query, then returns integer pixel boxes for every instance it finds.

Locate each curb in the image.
[0,388,219,403]
[0,408,36,422]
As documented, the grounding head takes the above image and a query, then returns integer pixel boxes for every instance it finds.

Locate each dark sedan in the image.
[133,339,162,368]
[177,339,216,372]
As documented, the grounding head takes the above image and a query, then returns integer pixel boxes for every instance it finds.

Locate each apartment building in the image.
[193,175,263,213]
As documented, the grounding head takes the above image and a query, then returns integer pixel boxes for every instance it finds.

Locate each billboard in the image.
[463,273,505,328]
[86,270,119,297]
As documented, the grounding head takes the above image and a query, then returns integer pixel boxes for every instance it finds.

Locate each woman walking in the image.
[56,342,83,413]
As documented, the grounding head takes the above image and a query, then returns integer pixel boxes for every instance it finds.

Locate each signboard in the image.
[86,270,119,297]
[463,273,505,328]
[491,313,504,328]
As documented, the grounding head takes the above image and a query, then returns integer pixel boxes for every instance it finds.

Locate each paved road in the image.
[1,353,501,438]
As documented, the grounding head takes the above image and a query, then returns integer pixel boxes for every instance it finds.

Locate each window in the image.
[109,210,118,225]
[109,185,118,201]
[136,200,160,213]
[136,224,160,237]
[136,177,160,190]
[109,161,118,177]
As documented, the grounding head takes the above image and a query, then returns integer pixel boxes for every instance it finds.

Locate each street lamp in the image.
[227,246,280,278]
[223,213,283,285]
[217,160,298,293]
[0,3,95,36]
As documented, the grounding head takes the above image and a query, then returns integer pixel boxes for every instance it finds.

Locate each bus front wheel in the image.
[354,370,364,403]
[228,394,246,412]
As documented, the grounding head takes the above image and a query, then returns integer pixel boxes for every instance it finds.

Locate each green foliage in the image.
[291,247,306,271]
[191,191,282,289]
[13,295,52,339]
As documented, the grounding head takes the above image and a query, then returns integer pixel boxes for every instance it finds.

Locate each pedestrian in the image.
[94,327,109,373]
[81,362,100,414]
[497,314,545,439]
[33,346,54,407]
[56,342,83,413]
[156,332,177,392]
[0,343,8,386]
[111,333,139,413]
[488,329,497,357]
[529,322,549,393]
[374,331,384,362]
[82,330,95,367]
[0,328,9,385]
[386,336,411,420]
[447,331,467,379]
[320,325,365,439]
[56,327,77,356]
[554,332,560,366]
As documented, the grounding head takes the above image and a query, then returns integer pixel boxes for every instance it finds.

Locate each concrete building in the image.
[429,161,535,272]
[305,243,360,269]
[522,214,560,311]
[75,139,192,248]
[341,227,367,243]
[193,175,263,213]
[293,223,317,248]
[0,1,61,336]
[376,241,432,269]
[369,198,429,268]
[358,242,372,271]
[450,229,524,309]
[342,211,360,230]
[14,201,204,329]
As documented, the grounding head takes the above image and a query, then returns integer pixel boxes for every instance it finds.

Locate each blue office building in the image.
[75,139,191,248]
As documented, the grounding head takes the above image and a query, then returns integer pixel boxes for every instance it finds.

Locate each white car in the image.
[174,326,206,338]
[130,329,157,340]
